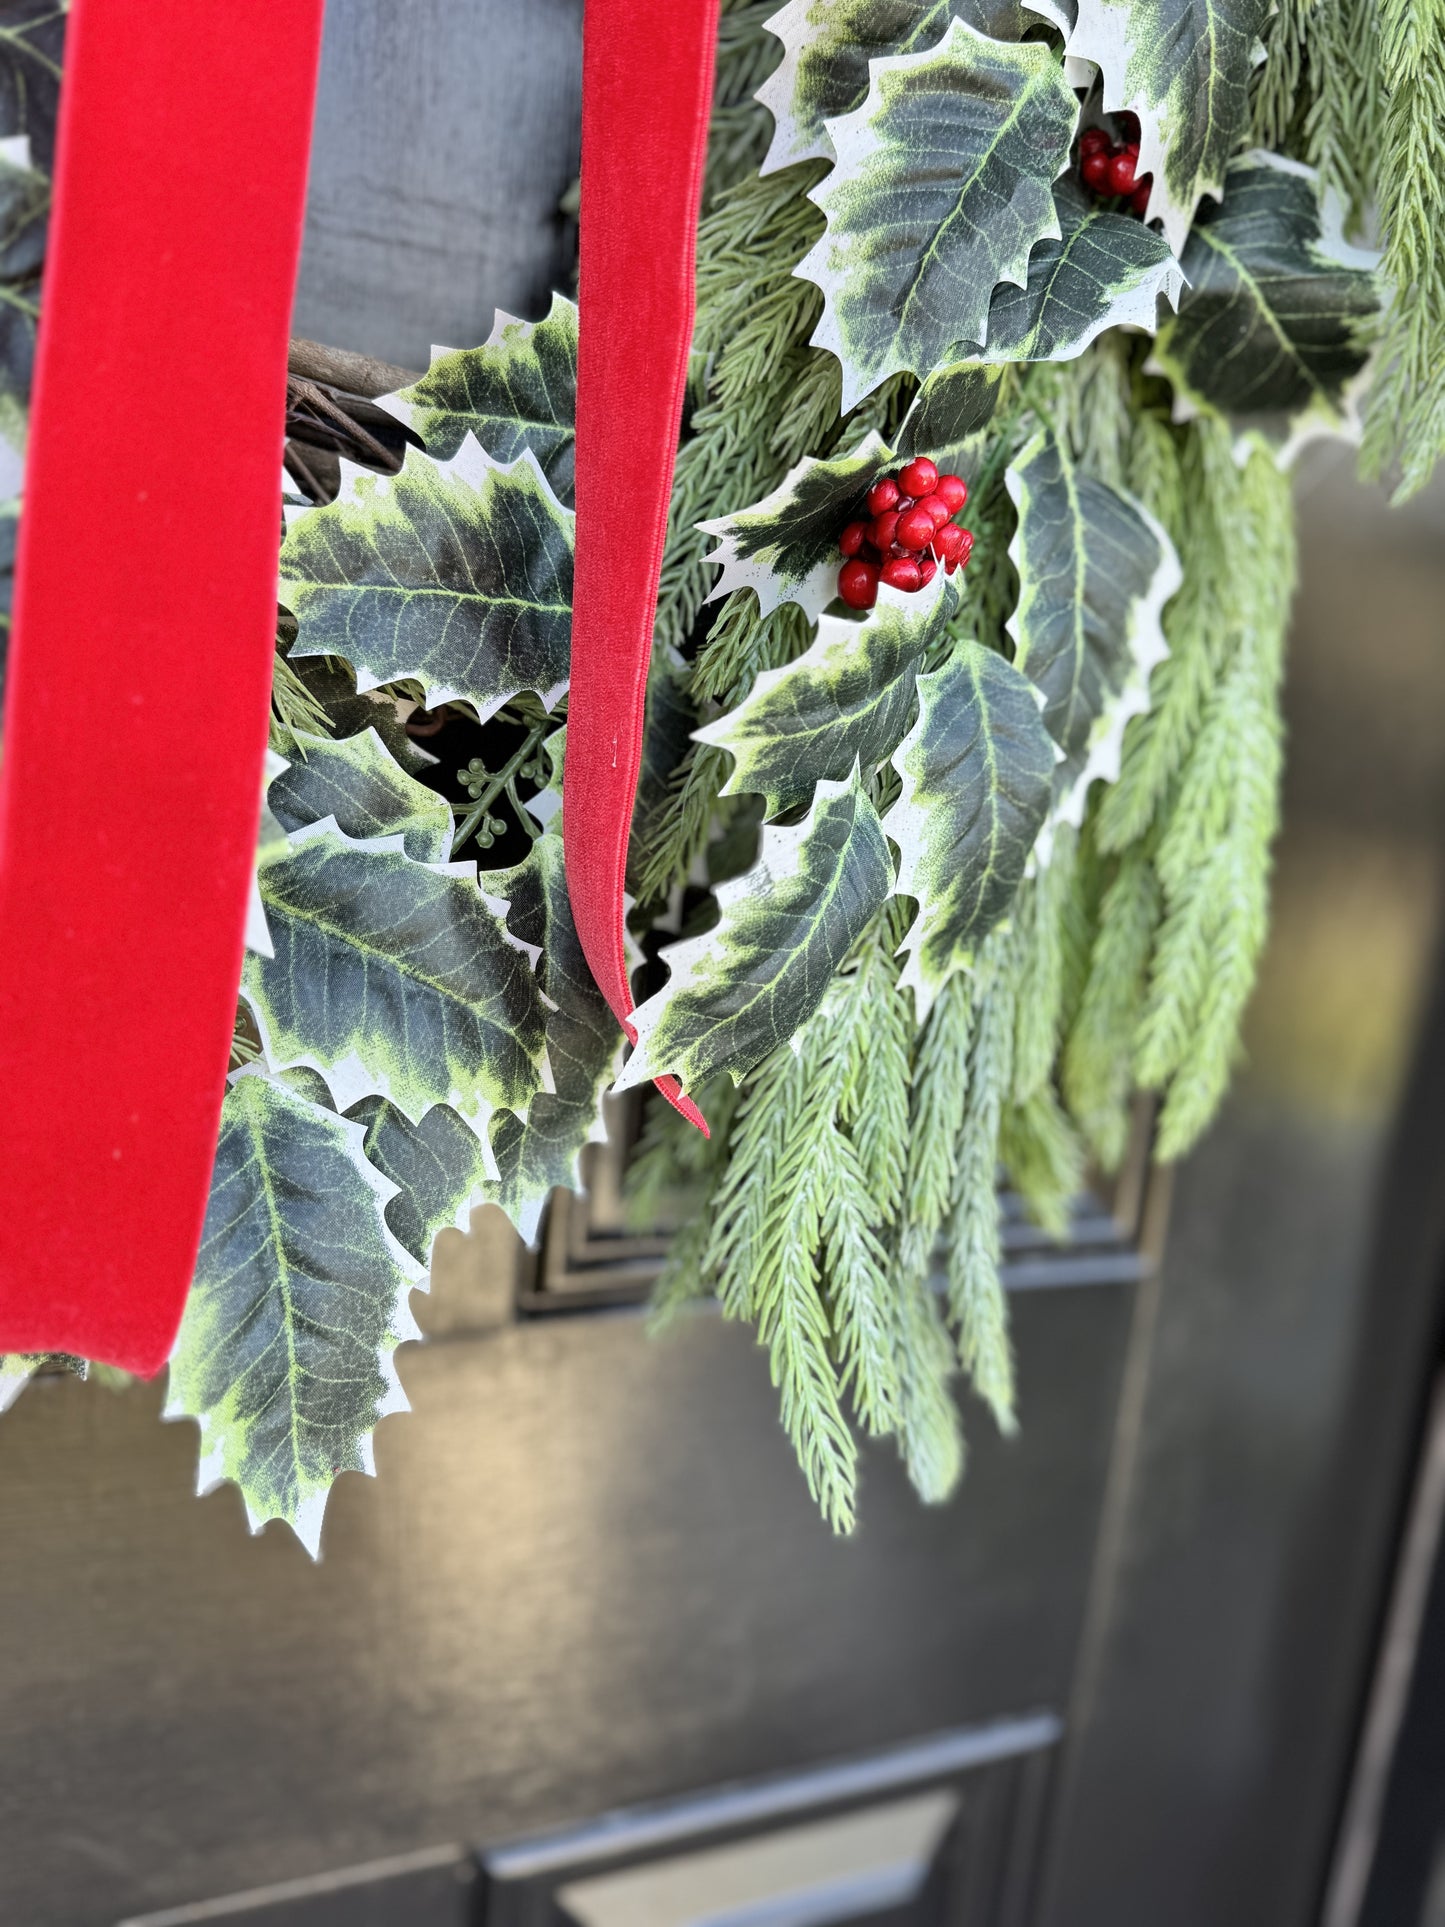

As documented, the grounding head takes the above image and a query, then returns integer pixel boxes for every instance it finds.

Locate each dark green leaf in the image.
[280,440,573,721]
[889,639,1056,1016]
[346,1096,490,1265]
[796,22,1078,409]
[1152,153,1380,449]
[1006,423,1178,823]
[269,727,455,865]
[244,821,550,1129]
[166,1072,423,1554]
[618,773,893,1094]
[696,571,959,815]
[896,361,1001,459]
[386,293,578,507]
[0,3,65,173]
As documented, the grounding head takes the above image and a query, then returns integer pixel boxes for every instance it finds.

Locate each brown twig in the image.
[287,336,422,400]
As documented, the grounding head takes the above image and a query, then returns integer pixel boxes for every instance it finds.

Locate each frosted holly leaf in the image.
[243,819,549,1133]
[166,1071,425,1556]
[617,772,893,1095]
[795,21,1078,412]
[485,833,625,1243]
[1056,0,1270,255]
[346,1097,491,1264]
[268,727,455,865]
[280,437,573,723]
[967,177,1183,364]
[896,362,1001,461]
[1150,153,1380,459]
[1006,424,1179,832]
[757,0,1032,177]
[889,639,1057,1018]
[696,571,959,816]
[698,430,892,620]
[383,293,578,507]
[0,3,65,174]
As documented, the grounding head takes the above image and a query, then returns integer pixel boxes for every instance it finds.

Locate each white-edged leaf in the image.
[696,570,959,815]
[346,1097,492,1263]
[889,639,1057,1017]
[617,772,893,1095]
[243,819,550,1135]
[1058,0,1271,254]
[382,293,577,506]
[795,21,1078,410]
[1005,423,1179,831]
[165,1071,424,1556]
[280,437,572,723]
[268,726,454,865]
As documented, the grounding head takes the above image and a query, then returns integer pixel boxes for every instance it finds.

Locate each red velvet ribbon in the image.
[0,0,326,1372]
[564,0,720,1134]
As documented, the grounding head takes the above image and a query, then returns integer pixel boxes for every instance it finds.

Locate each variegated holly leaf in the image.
[166,1071,424,1555]
[968,177,1182,363]
[268,727,454,865]
[758,0,1032,177]
[383,293,578,507]
[486,832,625,1242]
[280,438,573,722]
[796,22,1078,411]
[699,429,891,620]
[1006,424,1179,827]
[346,1096,491,1263]
[0,3,65,173]
[1057,0,1270,255]
[896,361,1001,460]
[0,493,15,704]
[0,148,43,436]
[243,820,549,1131]
[617,772,892,1095]
[889,639,1056,1016]
[1150,153,1380,456]
[629,665,699,895]
[696,571,959,815]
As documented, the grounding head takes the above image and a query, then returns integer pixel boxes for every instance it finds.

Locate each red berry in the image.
[1130,178,1152,216]
[916,492,952,529]
[935,473,967,513]
[918,556,938,586]
[838,559,879,609]
[839,519,869,558]
[865,476,899,516]
[870,509,901,551]
[881,555,923,592]
[1081,149,1112,193]
[898,457,938,498]
[1108,149,1138,195]
[1117,112,1141,143]
[1080,127,1110,157]
[894,494,915,512]
[934,522,965,566]
[896,505,936,551]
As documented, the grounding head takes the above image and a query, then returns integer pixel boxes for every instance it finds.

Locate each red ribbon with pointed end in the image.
[0,0,326,1372]
[564,0,720,1135]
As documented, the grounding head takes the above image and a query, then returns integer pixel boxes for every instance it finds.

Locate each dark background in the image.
[2,3,1444,1922]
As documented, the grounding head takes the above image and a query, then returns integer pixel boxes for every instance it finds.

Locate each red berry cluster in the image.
[836,457,972,612]
[1079,115,1152,217]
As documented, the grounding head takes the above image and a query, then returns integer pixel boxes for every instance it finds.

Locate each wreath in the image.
[0,0,1438,1552]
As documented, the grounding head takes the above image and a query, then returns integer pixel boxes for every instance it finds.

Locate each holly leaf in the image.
[896,360,1001,461]
[0,3,65,174]
[0,494,16,705]
[757,0,1033,178]
[383,293,578,508]
[968,177,1182,363]
[486,833,625,1242]
[795,21,1078,411]
[888,639,1057,1017]
[243,820,550,1132]
[346,1096,491,1264]
[699,429,892,620]
[695,571,959,816]
[1150,153,1380,456]
[1006,423,1179,827]
[1056,0,1270,255]
[617,772,892,1095]
[165,1071,424,1556]
[280,438,573,722]
[0,149,42,440]
[268,727,455,865]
